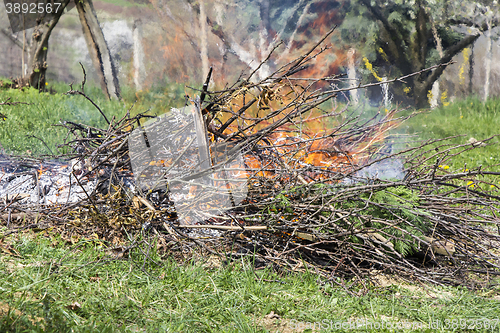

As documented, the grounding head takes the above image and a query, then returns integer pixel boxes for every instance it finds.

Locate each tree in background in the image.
[472,1,500,101]
[1,0,120,99]
[148,0,347,85]
[75,0,121,99]
[0,0,72,90]
[341,0,499,108]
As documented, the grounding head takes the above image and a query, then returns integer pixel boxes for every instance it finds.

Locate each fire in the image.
[239,129,356,183]
[37,164,47,177]
[209,79,401,185]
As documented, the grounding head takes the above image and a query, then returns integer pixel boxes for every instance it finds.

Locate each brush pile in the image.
[1,28,500,289]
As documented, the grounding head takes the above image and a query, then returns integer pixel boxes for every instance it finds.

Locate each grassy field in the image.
[0,80,186,156]
[1,229,500,332]
[404,97,500,170]
[0,85,500,332]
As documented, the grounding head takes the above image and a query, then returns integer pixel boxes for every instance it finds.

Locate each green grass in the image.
[0,85,126,155]
[1,86,500,332]
[347,97,500,170]
[0,80,187,156]
[1,228,500,332]
[404,97,500,170]
[400,97,500,192]
[348,96,500,189]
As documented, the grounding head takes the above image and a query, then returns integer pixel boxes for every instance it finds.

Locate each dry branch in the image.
[0,29,499,290]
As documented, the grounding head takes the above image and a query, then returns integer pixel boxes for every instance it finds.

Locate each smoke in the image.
[356,158,405,181]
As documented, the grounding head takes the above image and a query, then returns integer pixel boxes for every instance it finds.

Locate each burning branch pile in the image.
[1,29,499,288]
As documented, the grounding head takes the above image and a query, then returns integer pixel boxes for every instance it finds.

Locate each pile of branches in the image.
[2,28,500,289]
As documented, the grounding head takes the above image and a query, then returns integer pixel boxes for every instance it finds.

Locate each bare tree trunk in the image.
[429,14,443,108]
[361,0,483,108]
[429,81,439,108]
[198,0,209,79]
[22,20,26,78]
[347,48,358,106]
[75,0,120,99]
[133,19,145,91]
[469,42,474,95]
[185,0,269,81]
[276,1,310,63]
[484,19,492,102]
[27,0,71,90]
[411,2,429,108]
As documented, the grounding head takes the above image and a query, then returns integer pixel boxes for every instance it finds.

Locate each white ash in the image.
[0,162,97,204]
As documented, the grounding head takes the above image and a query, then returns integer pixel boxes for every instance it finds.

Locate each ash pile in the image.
[0,158,100,205]
[1,28,500,289]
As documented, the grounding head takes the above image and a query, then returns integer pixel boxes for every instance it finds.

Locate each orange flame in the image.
[38,164,46,177]
[211,83,401,184]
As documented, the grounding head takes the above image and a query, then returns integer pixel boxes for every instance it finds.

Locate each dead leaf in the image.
[132,196,141,209]
[111,236,122,246]
[265,311,280,320]
[422,236,455,256]
[66,301,81,310]
[469,137,486,147]
[106,247,126,258]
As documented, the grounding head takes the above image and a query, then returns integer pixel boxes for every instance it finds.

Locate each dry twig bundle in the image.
[1,28,499,289]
